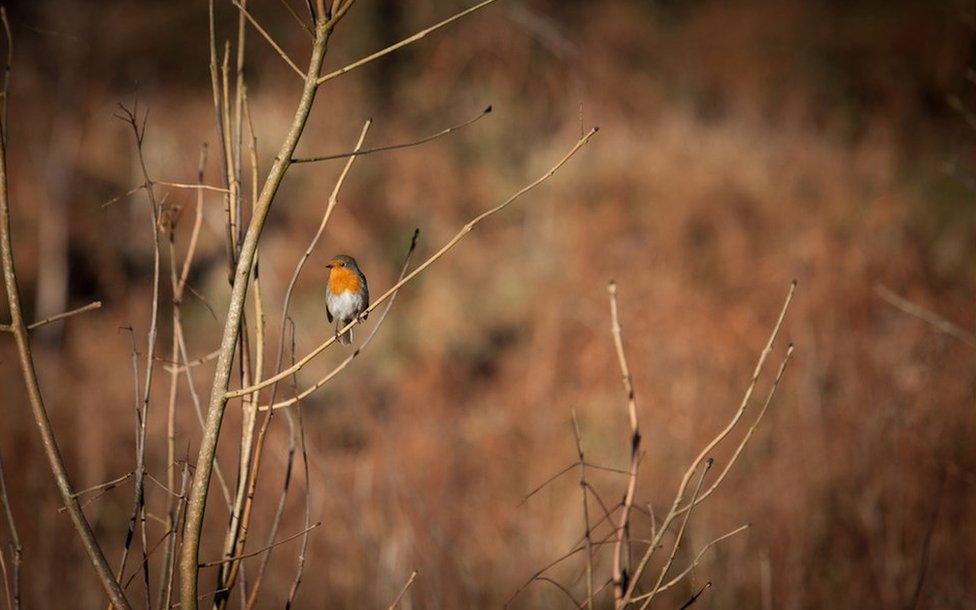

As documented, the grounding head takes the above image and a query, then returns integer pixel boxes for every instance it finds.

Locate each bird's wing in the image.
[361,271,369,319]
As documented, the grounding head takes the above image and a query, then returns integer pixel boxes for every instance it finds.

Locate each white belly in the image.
[327,289,363,322]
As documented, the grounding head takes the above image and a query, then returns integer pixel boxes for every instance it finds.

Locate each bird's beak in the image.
[325,263,333,269]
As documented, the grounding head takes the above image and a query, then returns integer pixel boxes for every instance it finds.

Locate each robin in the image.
[325,254,369,345]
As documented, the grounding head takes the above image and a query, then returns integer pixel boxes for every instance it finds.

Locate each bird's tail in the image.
[338,325,352,345]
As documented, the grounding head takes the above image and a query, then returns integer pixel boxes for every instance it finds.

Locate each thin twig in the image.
[292,106,491,164]
[231,0,306,80]
[673,345,795,516]
[111,327,149,610]
[277,0,314,38]
[156,181,229,193]
[537,576,582,608]
[100,182,227,208]
[875,284,976,349]
[122,529,176,590]
[68,471,135,500]
[158,143,208,608]
[0,7,10,139]
[571,411,595,610]
[114,103,164,610]
[630,525,749,601]
[283,337,311,608]
[637,460,713,610]
[0,542,10,610]
[387,571,418,610]
[207,0,236,282]
[163,349,220,374]
[175,322,233,508]
[908,469,947,610]
[0,451,20,610]
[505,528,619,608]
[677,582,712,610]
[160,464,190,609]
[243,373,297,610]
[2,301,103,332]
[198,523,321,567]
[26,300,100,330]
[317,0,501,84]
[518,460,630,507]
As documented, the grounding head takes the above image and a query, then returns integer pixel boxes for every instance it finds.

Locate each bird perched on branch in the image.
[325,254,369,345]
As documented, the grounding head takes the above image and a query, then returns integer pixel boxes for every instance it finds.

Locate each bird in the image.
[325,254,369,345]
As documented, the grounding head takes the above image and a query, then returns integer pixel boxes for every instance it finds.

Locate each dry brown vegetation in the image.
[0,0,974,608]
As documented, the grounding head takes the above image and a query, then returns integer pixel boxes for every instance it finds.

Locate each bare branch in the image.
[316,0,501,84]
[571,411,595,610]
[0,7,11,138]
[673,345,795,516]
[630,525,749,601]
[387,571,418,610]
[505,528,619,608]
[198,523,321,567]
[162,349,220,374]
[607,280,641,607]
[277,0,314,38]
[518,460,631,508]
[159,465,190,609]
[231,0,306,80]
[678,582,712,610]
[875,284,976,349]
[0,450,21,610]
[159,140,207,608]
[112,102,164,610]
[100,181,227,209]
[637,459,713,610]
[25,300,100,330]
[282,394,311,607]
[0,21,130,606]
[179,16,336,608]
[68,471,135,500]
[291,105,491,164]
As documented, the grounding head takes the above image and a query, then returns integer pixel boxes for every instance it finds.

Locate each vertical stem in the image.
[571,411,594,610]
[158,144,208,610]
[0,67,131,610]
[0,451,21,610]
[212,92,263,610]
[178,18,332,610]
[608,280,641,608]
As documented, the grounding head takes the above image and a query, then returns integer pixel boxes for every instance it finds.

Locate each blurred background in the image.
[0,0,974,608]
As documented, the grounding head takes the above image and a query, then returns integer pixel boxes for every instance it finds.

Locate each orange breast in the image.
[329,267,361,295]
